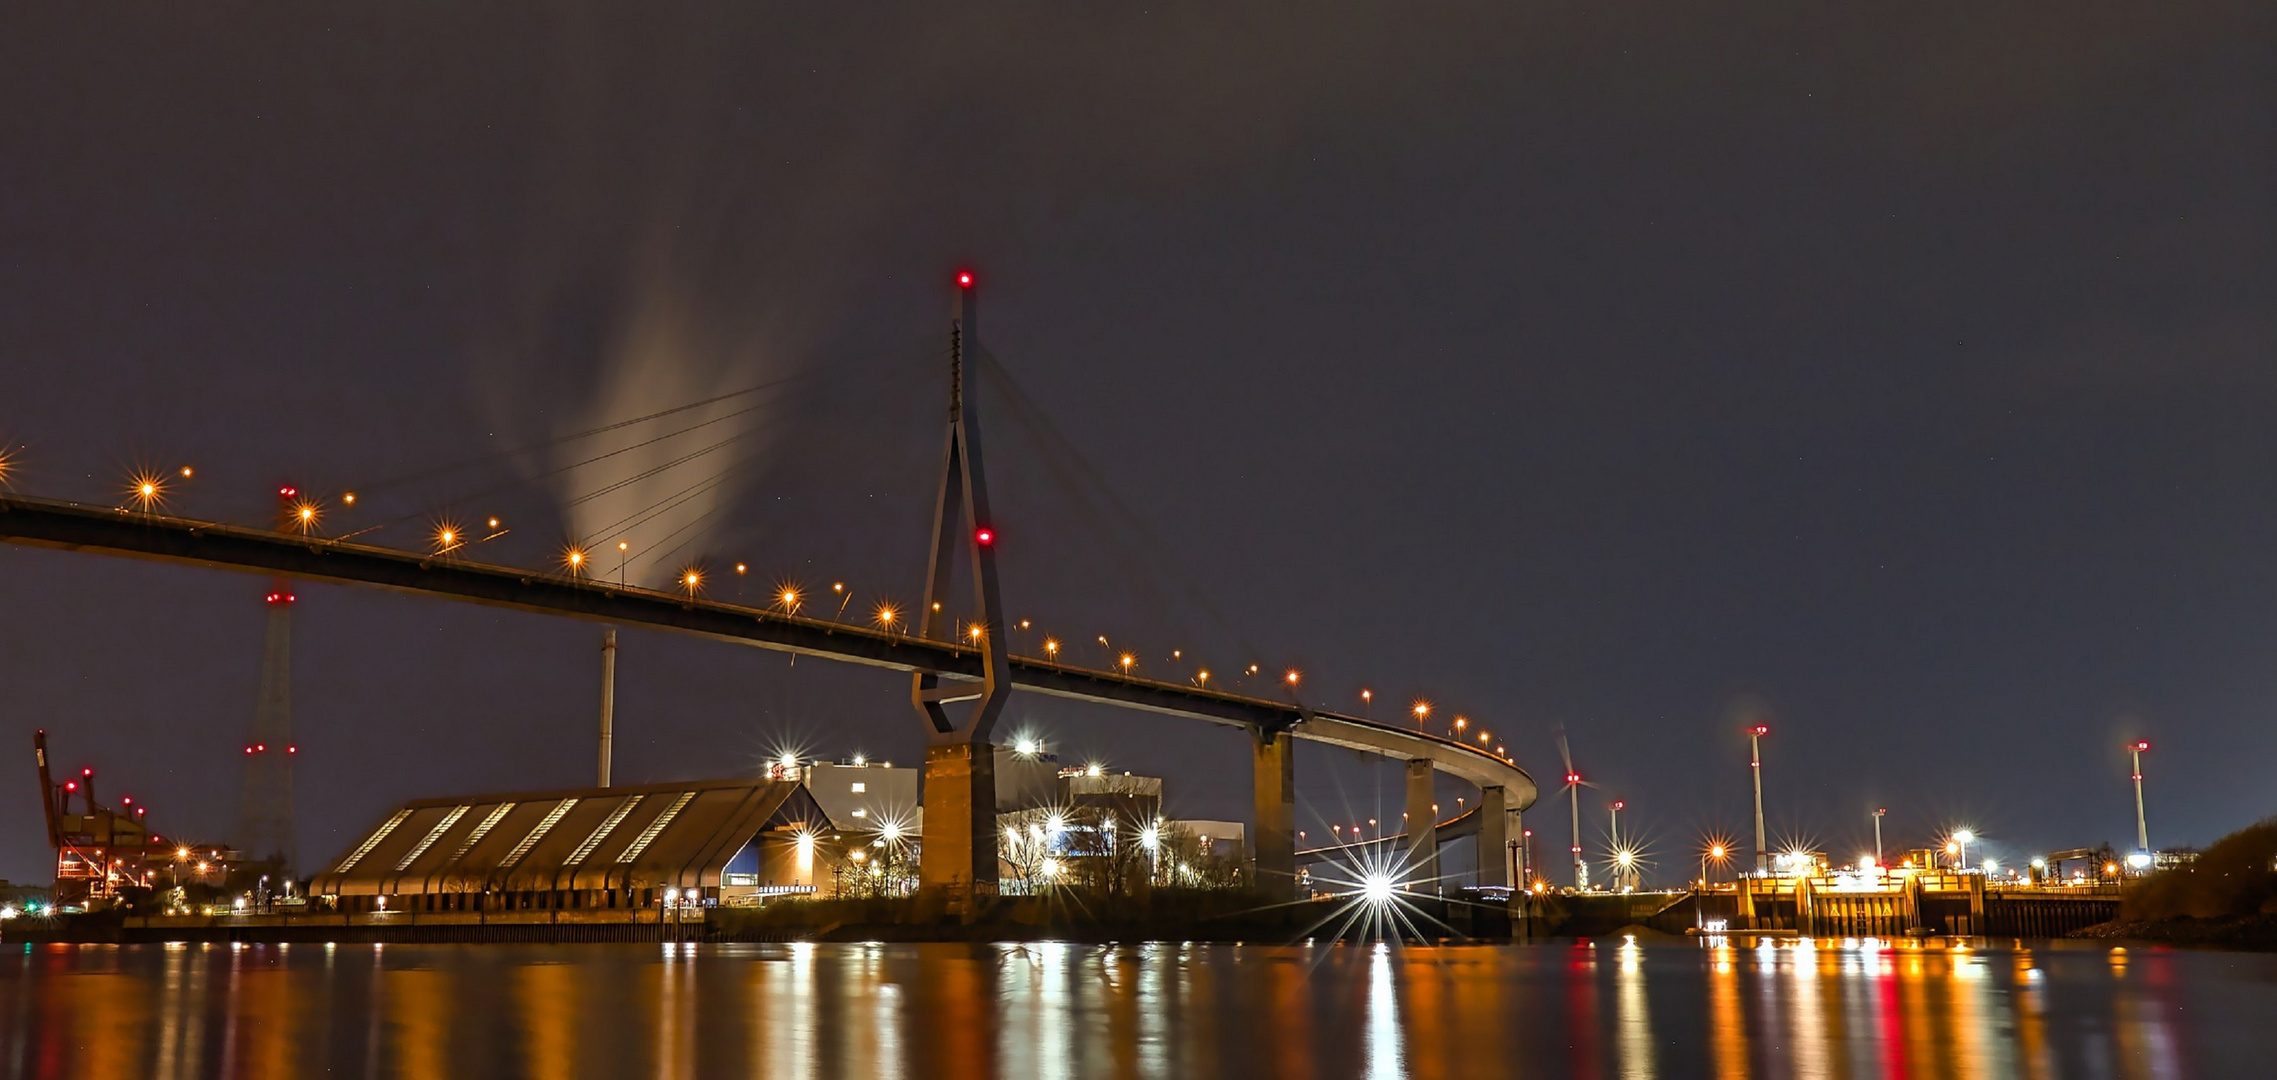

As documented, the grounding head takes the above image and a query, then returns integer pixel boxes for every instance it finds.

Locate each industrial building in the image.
[793,758,921,833]
[311,777,829,913]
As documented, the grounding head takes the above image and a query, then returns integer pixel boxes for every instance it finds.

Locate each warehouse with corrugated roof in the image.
[310,777,828,913]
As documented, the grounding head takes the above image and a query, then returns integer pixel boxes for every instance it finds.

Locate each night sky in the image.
[3,3,2272,886]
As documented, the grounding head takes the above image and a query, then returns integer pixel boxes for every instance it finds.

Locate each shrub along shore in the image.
[2074,819,2277,950]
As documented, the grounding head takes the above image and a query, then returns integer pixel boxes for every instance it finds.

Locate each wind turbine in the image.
[1555,726,1595,890]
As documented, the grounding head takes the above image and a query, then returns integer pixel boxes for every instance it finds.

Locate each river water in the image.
[2,936,2271,1078]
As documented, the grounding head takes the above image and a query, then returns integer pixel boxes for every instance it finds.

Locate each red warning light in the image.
[255,743,266,752]
[956,271,974,289]
[1750,724,1771,737]
[64,781,77,791]
[82,768,92,776]
[287,745,298,754]
[121,796,131,804]
[974,528,994,546]
[278,486,297,498]
[244,746,254,754]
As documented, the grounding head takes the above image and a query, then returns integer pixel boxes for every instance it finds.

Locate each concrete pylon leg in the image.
[1251,729,1296,900]
[1513,809,1526,886]
[1404,760,1439,894]
[1477,785,1509,888]
[920,741,997,911]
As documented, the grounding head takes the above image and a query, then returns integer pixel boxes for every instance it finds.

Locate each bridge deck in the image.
[0,494,1535,805]
[1293,804,1482,866]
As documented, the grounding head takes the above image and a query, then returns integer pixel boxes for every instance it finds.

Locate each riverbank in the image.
[2073,914,2277,951]
[3,890,1527,945]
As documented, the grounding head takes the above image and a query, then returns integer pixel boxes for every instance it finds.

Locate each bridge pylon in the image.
[911,270,1012,910]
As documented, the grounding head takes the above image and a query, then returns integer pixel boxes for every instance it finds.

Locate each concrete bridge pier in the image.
[1252,728,1297,900]
[1404,759,1439,894]
[920,737,998,909]
[1476,785,1510,888]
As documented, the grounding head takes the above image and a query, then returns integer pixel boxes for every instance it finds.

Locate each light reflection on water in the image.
[2,936,2273,1078]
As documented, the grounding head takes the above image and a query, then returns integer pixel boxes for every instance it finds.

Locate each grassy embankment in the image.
[2076,819,2277,950]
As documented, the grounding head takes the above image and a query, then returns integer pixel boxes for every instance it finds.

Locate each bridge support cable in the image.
[345,372,819,500]
[977,352,1271,671]
[339,392,781,543]
[911,271,1012,909]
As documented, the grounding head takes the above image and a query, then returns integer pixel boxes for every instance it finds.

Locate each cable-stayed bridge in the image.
[0,273,1535,904]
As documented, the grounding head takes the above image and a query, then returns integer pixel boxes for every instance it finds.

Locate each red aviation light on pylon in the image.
[974,528,994,546]
[278,486,297,499]
[956,271,974,289]
[1565,772,1581,785]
